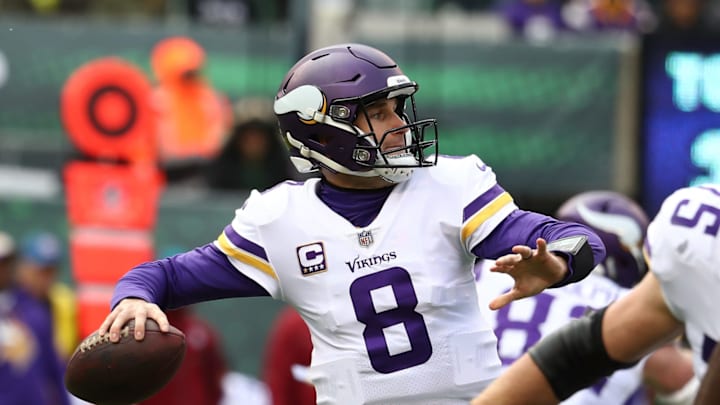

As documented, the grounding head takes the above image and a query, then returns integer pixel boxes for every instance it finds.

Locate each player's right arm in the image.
[98,243,272,341]
[100,186,289,342]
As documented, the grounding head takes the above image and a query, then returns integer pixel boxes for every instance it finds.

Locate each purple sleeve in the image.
[111,243,270,310]
[471,209,606,284]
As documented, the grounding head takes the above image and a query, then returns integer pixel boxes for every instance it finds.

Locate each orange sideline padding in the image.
[64,161,164,229]
[70,228,154,284]
[61,57,157,163]
[76,285,115,339]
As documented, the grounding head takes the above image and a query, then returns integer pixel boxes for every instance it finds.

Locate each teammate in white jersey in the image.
[472,184,720,405]
[97,43,606,404]
[475,191,697,405]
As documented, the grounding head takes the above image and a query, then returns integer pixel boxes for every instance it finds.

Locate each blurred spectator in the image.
[150,36,234,184]
[563,0,656,33]
[140,306,227,405]
[205,119,294,191]
[0,231,69,405]
[653,0,716,35]
[261,306,315,405]
[495,0,569,41]
[15,231,77,361]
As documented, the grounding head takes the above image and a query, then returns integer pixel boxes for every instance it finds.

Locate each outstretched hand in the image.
[488,238,568,310]
[98,298,170,342]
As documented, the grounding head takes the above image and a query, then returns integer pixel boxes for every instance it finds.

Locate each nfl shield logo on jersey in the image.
[357,230,373,248]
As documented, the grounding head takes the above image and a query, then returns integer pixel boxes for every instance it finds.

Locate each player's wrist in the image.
[548,251,573,287]
[546,236,593,287]
[550,252,569,275]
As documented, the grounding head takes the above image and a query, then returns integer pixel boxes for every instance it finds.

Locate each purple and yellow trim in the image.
[461,184,513,242]
[216,225,277,280]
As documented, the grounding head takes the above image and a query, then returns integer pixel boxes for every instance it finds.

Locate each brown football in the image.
[65,318,186,405]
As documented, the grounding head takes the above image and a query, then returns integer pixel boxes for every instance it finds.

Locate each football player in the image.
[98,43,606,404]
[475,191,698,404]
[471,185,720,405]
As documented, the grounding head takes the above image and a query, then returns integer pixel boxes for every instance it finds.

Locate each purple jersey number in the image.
[494,292,611,395]
[493,292,587,366]
[494,293,556,366]
[670,197,719,365]
[349,267,432,374]
[670,199,720,236]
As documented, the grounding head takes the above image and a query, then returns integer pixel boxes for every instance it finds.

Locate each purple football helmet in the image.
[556,191,649,288]
[273,43,438,183]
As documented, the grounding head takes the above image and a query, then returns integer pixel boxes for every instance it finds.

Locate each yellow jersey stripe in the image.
[461,192,513,242]
[217,233,278,280]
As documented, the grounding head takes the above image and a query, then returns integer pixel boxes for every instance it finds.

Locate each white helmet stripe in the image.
[274,85,360,135]
[273,85,324,118]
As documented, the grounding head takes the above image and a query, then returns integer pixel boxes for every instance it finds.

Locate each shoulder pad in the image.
[427,154,492,185]
[238,181,298,226]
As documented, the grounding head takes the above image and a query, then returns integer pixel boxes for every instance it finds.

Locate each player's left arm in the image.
[474,209,605,285]
[473,210,605,309]
[457,156,603,307]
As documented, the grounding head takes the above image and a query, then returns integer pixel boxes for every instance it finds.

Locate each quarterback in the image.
[99,43,605,404]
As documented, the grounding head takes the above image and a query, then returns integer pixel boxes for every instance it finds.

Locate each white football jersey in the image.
[214,155,517,404]
[645,184,720,379]
[475,261,648,405]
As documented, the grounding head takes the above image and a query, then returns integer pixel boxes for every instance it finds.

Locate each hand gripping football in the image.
[65,319,186,405]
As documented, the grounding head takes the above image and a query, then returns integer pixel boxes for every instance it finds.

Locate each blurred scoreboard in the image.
[641,34,720,216]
